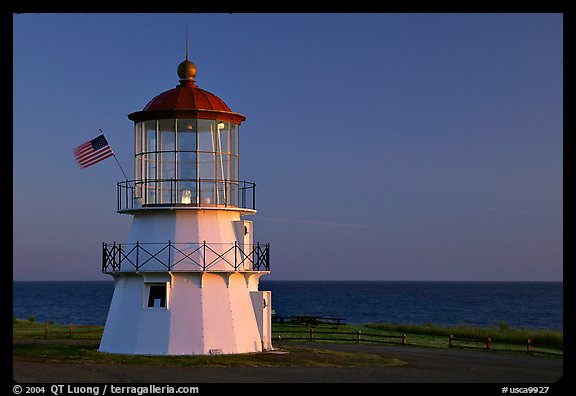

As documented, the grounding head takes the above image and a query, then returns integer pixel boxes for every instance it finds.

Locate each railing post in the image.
[309,328,314,342]
[234,241,238,270]
[129,185,134,210]
[527,338,533,352]
[203,241,206,270]
[145,180,149,206]
[118,244,123,271]
[136,241,140,271]
[125,181,129,210]
[112,242,117,271]
[402,334,407,345]
[102,242,107,272]
[356,330,362,344]
[266,242,270,271]
[168,240,171,271]
[486,336,492,350]
[449,334,455,348]
[252,242,261,271]
[69,322,73,338]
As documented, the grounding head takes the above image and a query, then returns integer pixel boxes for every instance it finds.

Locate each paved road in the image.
[13,342,562,383]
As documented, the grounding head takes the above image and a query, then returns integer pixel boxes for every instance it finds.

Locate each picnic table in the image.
[271,310,346,326]
[291,315,346,326]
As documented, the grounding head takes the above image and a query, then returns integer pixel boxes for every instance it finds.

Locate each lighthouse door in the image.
[249,291,272,351]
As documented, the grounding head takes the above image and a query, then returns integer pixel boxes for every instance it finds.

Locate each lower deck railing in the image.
[102,241,270,272]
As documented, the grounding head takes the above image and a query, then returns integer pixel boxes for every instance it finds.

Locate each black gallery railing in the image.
[117,178,256,212]
[102,241,270,273]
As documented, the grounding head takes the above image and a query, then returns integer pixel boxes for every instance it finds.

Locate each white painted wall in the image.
[100,271,270,355]
[167,273,204,355]
[99,274,146,354]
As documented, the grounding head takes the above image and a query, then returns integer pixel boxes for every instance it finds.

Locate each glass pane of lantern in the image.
[159,151,176,183]
[197,119,216,154]
[198,152,216,204]
[160,147,176,178]
[134,122,142,157]
[217,121,229,154]
[198,152,216,180]
[158,179,172,204]
[230,154,238,182]
[142,120,157,204]
[144,120,156,154]
[159,119,176,152]
[230,123,238,157]
[145,152,156,181]
[158,120,176,204]
[144,151,157,204]
[134,122,142,182]
[177,151,196,180]
[178,152,196,204]
[177,119,196,152]
[219,153,229,180]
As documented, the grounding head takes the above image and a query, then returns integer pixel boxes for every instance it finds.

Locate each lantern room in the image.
[118,58,254,212]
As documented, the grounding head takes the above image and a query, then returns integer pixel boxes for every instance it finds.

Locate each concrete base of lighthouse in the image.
[99,271,272,355]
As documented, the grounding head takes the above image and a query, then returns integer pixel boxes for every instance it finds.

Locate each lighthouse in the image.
[99,53,271,355]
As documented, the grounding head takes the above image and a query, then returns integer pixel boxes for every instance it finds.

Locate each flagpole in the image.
[99,129,130,183]
[113,152,130,182]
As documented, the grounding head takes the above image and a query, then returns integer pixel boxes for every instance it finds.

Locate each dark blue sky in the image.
[13,13,563,281]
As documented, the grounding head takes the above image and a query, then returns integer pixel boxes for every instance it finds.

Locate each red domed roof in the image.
[142,82,232,113]
[128,60,246,124]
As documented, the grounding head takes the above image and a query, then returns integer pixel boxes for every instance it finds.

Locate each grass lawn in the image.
[13,341,406,367]
[271,321,563,356]
[12,318,405,367]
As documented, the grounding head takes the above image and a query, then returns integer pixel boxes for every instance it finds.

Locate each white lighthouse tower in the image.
[99,53,272,355]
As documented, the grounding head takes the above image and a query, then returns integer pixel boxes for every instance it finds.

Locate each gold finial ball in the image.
[177,59,197,82]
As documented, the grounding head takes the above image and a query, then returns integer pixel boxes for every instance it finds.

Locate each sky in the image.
[12,13,563,281]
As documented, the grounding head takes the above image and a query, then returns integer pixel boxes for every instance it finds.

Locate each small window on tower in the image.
[147,283,167,308]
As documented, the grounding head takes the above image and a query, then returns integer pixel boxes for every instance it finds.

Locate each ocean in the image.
[12,280,563,330]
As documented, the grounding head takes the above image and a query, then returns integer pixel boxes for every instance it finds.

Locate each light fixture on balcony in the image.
[181,190,192,204]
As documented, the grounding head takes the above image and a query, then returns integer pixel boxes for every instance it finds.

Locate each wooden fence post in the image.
[356,330,361,344]
[527,338,533,352]
[449,334,455,348]
[486,336,492,350]
[309,328,313,342]
[402,334,407,345]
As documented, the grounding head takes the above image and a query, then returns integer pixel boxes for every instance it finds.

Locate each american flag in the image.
[74,134,114,169]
